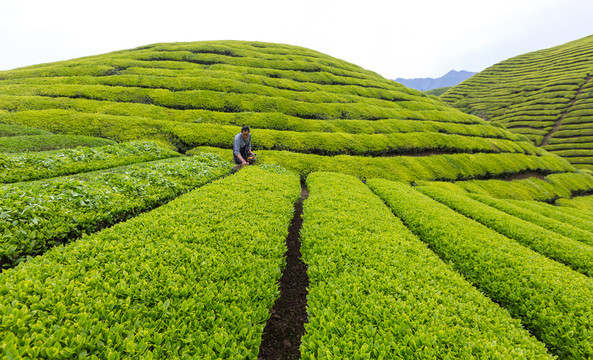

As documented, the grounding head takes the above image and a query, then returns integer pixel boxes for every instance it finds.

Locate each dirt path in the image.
[541,75,592,146]
[497,171,546,181]
[258,182,309,359]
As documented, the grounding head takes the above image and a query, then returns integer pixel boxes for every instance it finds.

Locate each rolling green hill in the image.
[442,34,593,171]
[0,40,576,182]
[1,41,593,359]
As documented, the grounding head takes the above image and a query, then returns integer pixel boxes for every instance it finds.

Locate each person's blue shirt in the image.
[233,132,251,156]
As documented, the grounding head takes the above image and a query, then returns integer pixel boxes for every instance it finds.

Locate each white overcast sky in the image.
[1,0,592,79]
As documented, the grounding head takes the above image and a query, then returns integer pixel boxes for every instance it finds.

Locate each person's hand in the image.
[242,160,248,166]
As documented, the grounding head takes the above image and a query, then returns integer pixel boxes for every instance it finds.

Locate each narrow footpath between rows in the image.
[541,74,593,146]
[258,182,309,360]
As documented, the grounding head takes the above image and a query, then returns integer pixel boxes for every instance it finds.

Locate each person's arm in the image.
[233,135,241,156]
[248,135,254,156]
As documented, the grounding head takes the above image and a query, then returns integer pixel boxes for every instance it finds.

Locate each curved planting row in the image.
[299,172,552,359]
[0,134,115,153]
[367,179,593,359]
[442,34,593,169]
[469,193,593,247]
[507,198,593,233]
[422,171,593,202]
[0,123,51,136]
[0,153,231,268]
[0,83,444,121]
[417,185,593,276]
[556,194,593,213]
[0,98,519,138]
[0,141,179,183]
[0,166,300,359]
[190,146,573,183]
[0,109,536,157]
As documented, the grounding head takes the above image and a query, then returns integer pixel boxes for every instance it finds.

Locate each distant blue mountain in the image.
[394,70,477,91]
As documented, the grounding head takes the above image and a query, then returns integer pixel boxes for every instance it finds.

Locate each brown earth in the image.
[258,183,309,360]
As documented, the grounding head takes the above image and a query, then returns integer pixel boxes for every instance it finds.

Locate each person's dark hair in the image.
[241,125,250,133]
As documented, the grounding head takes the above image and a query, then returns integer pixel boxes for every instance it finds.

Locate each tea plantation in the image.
[1,41,592,359]
[442,34,593,171]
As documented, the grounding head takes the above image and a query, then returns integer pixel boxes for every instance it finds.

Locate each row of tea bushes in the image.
[299,172,552,359]
[469,193,593,247]
[0,109,532,157]
[556,194,593,212]
[422,171,593,202]
[368,179,593,359]
[0,166,301,359]
[0,96,492,131]
[189,146,574,183]
[508,199,593,233]
[0,141,179,183]
[0,134,115,153]
[0,153,231,268]
[0,123,51,137]
[417,185,593,276]
[0,82,465,122]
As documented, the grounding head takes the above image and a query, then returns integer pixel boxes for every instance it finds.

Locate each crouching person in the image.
[233,126,255,166]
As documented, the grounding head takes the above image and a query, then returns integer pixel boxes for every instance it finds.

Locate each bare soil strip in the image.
[541,75,592,146]
[498,171,546,181]
[258,183,309,360]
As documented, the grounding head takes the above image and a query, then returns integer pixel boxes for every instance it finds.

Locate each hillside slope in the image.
[442,35,593,170]
[2,41,593,359]
[0,40,575,182]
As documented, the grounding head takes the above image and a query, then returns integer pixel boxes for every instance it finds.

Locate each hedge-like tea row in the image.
[557,194,593,213]
[2,74,417,108]
[447,177,569,201]
[0,123,51,137]
[0,166,301,359]
[0,141,179,183]
[367,179,593,359]
[469,193,593,247]
[546,171,593,194]
[171,122,539,156]
[0,134,115,153]
[299,172,552,359]
[0,95,513,135]
[0,153,231,268]
[508,199,593,233]
[0,109,534,157]
[417,185,593,276]
[0,58,416,104]
[0,82,462,122]
[190,146,574,182]
[421,171,593,202]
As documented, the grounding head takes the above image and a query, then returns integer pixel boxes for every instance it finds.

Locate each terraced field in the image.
[1,41,593,359]
[0,40,576,181]
[442,35,593,170]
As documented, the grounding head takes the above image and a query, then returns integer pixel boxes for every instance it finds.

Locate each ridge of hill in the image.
[0,41,574,182]
[442,34,593,171]
[394,70,477,91]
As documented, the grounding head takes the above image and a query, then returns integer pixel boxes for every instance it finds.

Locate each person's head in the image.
[241,126,250,139]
